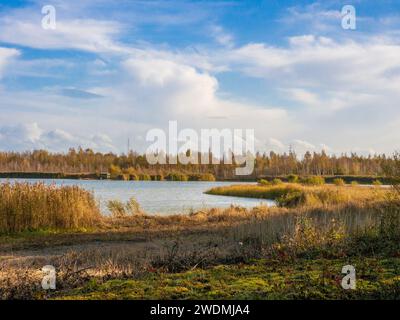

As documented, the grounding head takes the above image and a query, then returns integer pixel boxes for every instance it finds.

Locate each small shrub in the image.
[258,179,271,186]
[201,173,216,181]
[109,164,122,179]
[120,174,130,181]
[272,178,283,185]
[276,191,304,207]
[140,174,151,181]
[130,174,139,181]
[124,168,138,180]
[333,178,345,186]
[301,176,325,185]
[188,173,216,181]
[351,181,359,186]
[167,173,189,181]
[287,174,299,183]
[373,180,382,186]
[379,201,400,239]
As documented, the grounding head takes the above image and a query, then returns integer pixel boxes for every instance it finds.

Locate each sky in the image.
[0,0,400,155]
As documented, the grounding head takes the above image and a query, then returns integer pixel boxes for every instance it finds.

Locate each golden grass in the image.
[206,183,301,199]
[0,182,101,233]
[206,183,387,207]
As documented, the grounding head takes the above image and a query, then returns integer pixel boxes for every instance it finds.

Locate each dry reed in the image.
[0,182,101,233]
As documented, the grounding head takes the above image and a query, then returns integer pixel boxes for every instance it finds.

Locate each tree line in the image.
[0,148,397,180]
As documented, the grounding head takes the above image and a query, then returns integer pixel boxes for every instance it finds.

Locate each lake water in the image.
[0,179,275,215]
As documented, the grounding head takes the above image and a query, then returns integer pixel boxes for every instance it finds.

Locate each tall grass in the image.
[0,182,101,233]
[107,197,142,218]
[229,204,380,252]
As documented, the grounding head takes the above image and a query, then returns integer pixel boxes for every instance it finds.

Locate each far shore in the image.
[0,172,395,185]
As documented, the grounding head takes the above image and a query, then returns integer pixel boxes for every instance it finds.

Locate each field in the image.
[0,182,399,300]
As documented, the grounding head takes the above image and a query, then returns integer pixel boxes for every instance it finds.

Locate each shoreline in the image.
[0,172,395,185]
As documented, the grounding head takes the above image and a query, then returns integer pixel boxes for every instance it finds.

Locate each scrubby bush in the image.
[272,178,283,185]
[373,179,382,186]
[258,179,271,186]
[201,173,216,181]
[333,178,345,186]
[276,190,304,207]
[123,168,139,181]
[188,173,216,181]
[301,176,325,185]
[109,164,122,179]
[139,174,152,181]
[166,173,189,181]
[129,173,139,181]
[287,174,299,183]
[120,174,130,181]
[153,174,164,181]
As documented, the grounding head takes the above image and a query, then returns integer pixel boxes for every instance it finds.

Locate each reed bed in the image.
[0,182,101,233]
[206,183,387,207]
[229,203,381,249]
[205,184,302,200]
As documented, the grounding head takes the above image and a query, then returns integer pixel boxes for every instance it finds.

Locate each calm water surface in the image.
[1,179,274,215]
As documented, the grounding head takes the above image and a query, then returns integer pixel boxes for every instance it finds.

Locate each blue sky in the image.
[0,0,400,155]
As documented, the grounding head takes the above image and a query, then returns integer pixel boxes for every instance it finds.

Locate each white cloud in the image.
[0,12,125,54]
[284,88,320,106]
[320,143,332,152]
[0,122,117,152]
[0,47,20,78]
[293,139,315,151]
[224,32,400,150]
[209,25,234,48]
[0,122,42,144]
[119,56,292,143]
[5,58,77,80]
[267,138,286,151]
[230,36,400,95]
[279,4,343,34]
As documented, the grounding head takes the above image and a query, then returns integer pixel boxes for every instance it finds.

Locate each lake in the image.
[0,179,274,215]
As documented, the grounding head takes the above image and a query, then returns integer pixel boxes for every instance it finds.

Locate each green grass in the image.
[56,257,400,300]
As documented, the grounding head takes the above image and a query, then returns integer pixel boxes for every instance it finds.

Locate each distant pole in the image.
[127,138,130,155]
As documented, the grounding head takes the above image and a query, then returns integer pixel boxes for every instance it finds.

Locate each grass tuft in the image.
[0,182,101,233]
